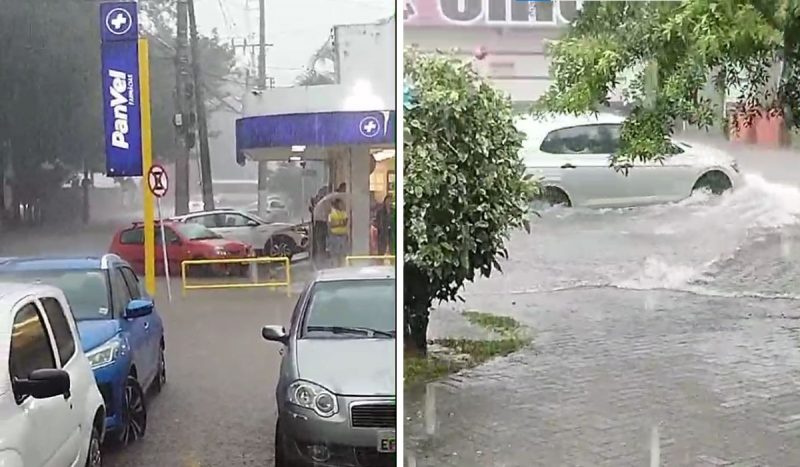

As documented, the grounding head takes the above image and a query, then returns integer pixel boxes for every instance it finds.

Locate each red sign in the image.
[404,0,581,27]
[147,164,169,198]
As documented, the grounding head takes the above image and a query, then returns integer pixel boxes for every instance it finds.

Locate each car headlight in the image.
[287,381,339,417]
[86,337,124,369]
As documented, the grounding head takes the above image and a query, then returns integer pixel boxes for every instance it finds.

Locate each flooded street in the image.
[407,142,800,466]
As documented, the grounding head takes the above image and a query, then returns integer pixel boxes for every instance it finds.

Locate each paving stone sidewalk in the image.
[406,288,800,467]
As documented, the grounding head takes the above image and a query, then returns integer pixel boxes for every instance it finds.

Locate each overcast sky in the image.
[195,0,394,86]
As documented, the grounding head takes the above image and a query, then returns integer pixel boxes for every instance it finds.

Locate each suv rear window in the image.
[120,228,144,245]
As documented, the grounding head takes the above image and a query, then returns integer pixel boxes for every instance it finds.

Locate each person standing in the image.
[376,194,392,254]
[310,186,330,263]
[313,183,349,264]
[327,199,349,267]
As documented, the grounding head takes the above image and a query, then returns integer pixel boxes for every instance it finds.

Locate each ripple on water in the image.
[468,172,800,301]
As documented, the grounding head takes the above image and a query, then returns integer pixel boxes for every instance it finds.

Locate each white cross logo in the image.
[359,116,380,137]
[106,8,133,35]
[111,13,127,30]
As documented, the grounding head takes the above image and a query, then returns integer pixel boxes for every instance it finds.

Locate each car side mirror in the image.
[124,299,154,319]
[170,237,182,245]
[16,369,71,399]
[262,325,288,344]
[247,220,259,227]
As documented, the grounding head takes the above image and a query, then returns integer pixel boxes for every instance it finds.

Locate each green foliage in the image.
[404,311,529,387]
[404,49,536,352]
[536,0,800,167]
[0,0,235,213]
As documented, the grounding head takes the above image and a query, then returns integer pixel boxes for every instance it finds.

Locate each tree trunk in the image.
[404,300,430,356]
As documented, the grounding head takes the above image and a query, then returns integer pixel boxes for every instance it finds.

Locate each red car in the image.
[109,221,253,276]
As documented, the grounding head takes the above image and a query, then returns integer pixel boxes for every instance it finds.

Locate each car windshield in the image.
[302,278,395,338]
[172,222,222,240]
[0,269,110,320]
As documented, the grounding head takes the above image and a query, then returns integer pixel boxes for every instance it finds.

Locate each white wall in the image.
[335,17,396,108]
[242,17,396,118]
[405,26,563,103]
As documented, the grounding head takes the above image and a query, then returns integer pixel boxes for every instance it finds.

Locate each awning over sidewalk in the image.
[235,110,396,164]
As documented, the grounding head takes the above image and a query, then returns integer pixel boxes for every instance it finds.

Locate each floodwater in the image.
[407,144,800,466]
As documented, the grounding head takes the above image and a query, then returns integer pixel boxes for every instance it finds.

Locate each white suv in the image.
[0,283,105,467]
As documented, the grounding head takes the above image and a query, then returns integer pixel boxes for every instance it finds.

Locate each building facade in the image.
[404,0,581,107]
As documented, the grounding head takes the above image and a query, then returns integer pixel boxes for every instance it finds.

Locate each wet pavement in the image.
[103,284,295,467]
[406,141,800,466]
[0,220,308,466]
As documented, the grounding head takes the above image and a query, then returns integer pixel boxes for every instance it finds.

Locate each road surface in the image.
[0,222,303,466]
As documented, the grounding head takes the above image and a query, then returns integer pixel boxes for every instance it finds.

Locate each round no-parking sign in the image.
[147,165,168,198]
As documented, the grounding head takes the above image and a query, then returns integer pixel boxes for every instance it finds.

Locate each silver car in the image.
[519,113,741,208]
[262,266,396,467]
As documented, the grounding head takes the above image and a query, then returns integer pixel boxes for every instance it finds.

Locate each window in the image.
[302,279,395,338]
[120,267,143,299]
[221,213,252,227]
[0,270,111,320]
[539,124,622,155]
[155,226,181,244]
[39,297,76,366]
[109,268,132,314]
[172,223,222,240]
[120,227,144,245]
[187,215,220,229]
[10,303,56,389]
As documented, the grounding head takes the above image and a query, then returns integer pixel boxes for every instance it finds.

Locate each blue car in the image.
[0,254,166,445]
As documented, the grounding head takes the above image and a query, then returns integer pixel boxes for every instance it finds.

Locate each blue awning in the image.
[235,110,396,165]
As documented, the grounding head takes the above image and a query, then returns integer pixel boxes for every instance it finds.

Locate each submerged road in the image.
[407,142,800,466]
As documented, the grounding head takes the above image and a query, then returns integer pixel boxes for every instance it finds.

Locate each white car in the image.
[0,283,105,467]
[518,113,741,208]
[171,209,309,260]
[244,197,291,223]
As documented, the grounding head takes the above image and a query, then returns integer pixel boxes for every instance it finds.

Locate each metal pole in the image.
[157,198,173,302]
[174,0,191,215]
[139,38,157,297]
[257,0,269,219]
[258,0,266,90]
[187,0,215,211]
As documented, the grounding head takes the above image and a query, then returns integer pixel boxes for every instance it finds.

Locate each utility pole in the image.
[174,0,192,215]
[188,0,215,211]
[256,0,269,219]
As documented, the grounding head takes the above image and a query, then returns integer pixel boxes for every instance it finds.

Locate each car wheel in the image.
[115,375,147,446]
[86,425,102,467]
[153,341,166,393]
[533,186,571,208]
[266,236,296,261]
[692,170,732,195]
[274,418,287,467]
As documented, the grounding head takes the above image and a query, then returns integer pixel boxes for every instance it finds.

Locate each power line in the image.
[216,0,233,34]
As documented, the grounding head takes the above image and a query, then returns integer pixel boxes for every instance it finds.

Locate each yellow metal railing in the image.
[345,255,396,267]
[180,256,291,297]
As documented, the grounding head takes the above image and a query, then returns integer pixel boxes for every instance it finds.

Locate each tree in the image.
[295,41,336,86]
[140,0,237,161]
[537,0,800,167]
[0,0,236,224]
[404,50,536,354]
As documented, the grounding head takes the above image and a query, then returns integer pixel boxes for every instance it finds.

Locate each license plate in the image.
[377,430,396,453]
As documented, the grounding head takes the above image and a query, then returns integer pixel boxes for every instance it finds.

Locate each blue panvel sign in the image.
[100,1,142,177]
